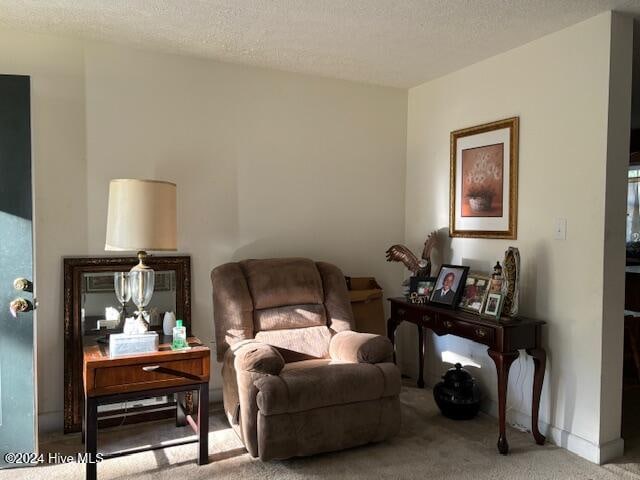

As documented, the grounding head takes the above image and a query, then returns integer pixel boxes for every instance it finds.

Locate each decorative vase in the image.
[469,196,492,212]
[502,247,520,317]
[433,363,481,420]
[113,272,131,332]
[163,311,177,336]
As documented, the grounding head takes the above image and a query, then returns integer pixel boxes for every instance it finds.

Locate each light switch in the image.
[555,218,567,240]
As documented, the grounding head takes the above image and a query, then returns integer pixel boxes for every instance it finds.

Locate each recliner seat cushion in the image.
[254,326,333,361]
[254,359,401,416]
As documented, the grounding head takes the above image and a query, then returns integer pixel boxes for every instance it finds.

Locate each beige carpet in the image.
[3,386,636,480]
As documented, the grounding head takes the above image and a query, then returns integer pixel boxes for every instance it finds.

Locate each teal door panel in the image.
[0,74,36,467]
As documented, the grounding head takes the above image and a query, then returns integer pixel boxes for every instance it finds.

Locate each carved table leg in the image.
[418,325,425,388]
[526,347,547,446]
[387,318,399,364]
[488,349,519,455]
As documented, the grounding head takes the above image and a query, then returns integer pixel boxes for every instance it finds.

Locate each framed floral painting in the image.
[450,117,519,239]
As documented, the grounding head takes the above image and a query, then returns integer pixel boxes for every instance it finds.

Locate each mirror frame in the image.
[63,255,191,433]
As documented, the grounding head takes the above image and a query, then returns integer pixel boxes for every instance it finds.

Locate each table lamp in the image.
[105,179,177,331]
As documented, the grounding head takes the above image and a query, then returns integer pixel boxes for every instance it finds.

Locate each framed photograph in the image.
[482,292,504,319]
[429,265,469,308]
[84,273,116,293]
[488,277,503,294]
[84,271,174,293]
[450,117,519,239]
[154,271,174,292]
[409,276,436,304]
[459,273,491,314]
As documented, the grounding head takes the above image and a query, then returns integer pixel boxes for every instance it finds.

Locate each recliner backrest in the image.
[211,257,354,362]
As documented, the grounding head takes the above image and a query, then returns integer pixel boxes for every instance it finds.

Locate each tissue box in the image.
[109,332,159,358]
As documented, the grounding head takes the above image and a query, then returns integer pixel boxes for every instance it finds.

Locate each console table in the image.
[387,297,546,455]
[83,337,210,480]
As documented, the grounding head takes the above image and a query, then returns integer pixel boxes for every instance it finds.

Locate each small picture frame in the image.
[429,265,469,308]
[488,277,503,294]
[482,292,504,319]
[459,273,491,314]
[409,276,436,304]
[84,273,118,293]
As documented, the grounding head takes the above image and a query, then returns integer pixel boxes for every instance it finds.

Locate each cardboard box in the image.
[346,276,386,336]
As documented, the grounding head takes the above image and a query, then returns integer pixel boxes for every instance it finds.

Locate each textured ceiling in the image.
[1,0,640,88]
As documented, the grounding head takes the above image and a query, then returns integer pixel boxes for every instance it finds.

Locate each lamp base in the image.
[129,251,155,334]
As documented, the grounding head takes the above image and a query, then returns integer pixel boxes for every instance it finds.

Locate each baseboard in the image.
[210,386,222,402]
[420,371,623,465]
[38,411,64,434]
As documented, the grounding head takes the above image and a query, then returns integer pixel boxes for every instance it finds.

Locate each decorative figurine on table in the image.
[409,292,427,305]
[489,261,503,294]
[385,230,438,277]
[502,247,520,317]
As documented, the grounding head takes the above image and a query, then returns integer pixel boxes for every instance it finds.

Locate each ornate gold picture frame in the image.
[450,117,519,239]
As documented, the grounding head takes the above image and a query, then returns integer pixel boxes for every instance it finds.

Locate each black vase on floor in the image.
[433,363,481,420]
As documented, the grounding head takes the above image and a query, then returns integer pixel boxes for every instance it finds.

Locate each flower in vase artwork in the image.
[461,143,504,217]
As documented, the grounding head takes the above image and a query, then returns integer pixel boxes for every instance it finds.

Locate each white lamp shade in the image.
[105,179,177,252]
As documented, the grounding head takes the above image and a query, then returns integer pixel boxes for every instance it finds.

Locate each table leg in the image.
[198,383,209,465]
[81,400,85,444]
[488,349,519,455]
[526,347,547,445]
[387,318,399,364]
[417,325,425,388]
[85,396,98,480]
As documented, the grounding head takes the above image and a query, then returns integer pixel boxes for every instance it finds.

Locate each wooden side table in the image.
[83,337,210,480]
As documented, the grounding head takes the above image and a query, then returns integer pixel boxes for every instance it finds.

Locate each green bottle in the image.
[172,319,187,350]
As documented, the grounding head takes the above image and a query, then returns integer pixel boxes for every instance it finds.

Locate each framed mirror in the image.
[63,255,191,433]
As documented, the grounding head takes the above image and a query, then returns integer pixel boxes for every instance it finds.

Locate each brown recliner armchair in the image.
[211,258,401,461]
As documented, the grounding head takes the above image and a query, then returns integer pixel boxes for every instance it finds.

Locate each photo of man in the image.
[430,265,469,307]
[432,272,457,303]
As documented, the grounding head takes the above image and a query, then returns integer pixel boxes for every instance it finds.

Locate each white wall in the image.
[0,32,407,432]
[405,11,632,463]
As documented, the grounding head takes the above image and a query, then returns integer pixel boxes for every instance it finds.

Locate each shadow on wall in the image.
[232,236,355,267]
[431,227,453,269]
[528,240,564,440]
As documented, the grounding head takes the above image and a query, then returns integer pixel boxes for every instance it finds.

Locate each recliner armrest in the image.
[231,340,285,375]
[329,330,394,364]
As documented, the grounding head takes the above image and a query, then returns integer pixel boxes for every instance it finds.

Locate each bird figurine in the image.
[385,231,437,277]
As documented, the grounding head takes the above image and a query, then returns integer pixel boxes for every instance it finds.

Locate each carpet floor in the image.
[2,385,637,480]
